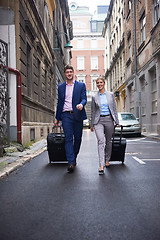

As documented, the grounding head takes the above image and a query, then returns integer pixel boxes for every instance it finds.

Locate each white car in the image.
[115,112,141,136]
[83,119,90,128]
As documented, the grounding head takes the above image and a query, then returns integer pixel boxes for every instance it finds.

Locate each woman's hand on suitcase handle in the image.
[90,126,94,132]
[54,119,59,127]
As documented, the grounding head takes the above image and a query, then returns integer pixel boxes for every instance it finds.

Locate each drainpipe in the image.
[133,0,138,116]
[8,67,22,144]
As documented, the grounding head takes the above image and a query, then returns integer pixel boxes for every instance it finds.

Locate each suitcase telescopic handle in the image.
[52,125,64,135]
[112,125,123,144]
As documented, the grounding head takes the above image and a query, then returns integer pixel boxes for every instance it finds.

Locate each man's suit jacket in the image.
[91,91,119,126]
[56,80,87,121]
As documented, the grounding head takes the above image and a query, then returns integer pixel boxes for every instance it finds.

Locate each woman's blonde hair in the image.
[96,76,105,83]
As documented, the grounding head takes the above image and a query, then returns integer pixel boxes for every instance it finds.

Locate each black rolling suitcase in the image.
[47,126,67,163]
[110,125,126,164]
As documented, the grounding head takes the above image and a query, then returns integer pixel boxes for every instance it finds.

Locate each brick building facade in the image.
[0,0,73,145]
[103,0,160,135]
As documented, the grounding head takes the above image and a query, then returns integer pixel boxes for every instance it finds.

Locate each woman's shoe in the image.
[105,161,110,168]
[99,169,104,175]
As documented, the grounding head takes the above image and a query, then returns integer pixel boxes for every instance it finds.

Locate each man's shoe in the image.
[67,164,74,173]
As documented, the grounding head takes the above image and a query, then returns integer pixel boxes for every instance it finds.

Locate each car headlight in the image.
[133,124,141,127]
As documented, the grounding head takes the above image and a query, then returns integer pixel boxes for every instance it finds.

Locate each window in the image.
[27,43,32,97]
[126,0,132,18]
[77,39,84,49]
[91,77,98,91]
[128,0,132,10]
[45,69,48,104]
[90,21,97,32]
[37,59,42,102]
[140,75,145,92]
[77,56,85,70]
[44,4,48,33]
[140,13,146,43]
[153,0,160,26]
[128,84,134,113]
[91,39,97,49]
[91,56,98,70]
[128,35,132,58]
[149,66,157,113]
[140,75,146,115]
[76,75,85,83]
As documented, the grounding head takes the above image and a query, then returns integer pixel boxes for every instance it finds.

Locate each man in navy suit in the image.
[54,65,87,173]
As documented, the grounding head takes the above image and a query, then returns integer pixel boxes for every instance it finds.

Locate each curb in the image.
[142,134,160,141]
[0,147,47,179]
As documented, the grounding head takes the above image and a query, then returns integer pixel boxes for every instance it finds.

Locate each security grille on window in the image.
[91,56,98,70]
[77,56,85,70]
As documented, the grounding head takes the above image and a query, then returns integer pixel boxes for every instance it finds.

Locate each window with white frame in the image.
[91,77,98,91]
[77,56,85,70]
[140,13,146,43]
[153,0,160,26]
[76,75,85,83]
[77,39,84,48]
[91,56,98,70]
[91,39,97,49]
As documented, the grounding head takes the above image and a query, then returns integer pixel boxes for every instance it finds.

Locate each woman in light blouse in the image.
[90,77,119,175]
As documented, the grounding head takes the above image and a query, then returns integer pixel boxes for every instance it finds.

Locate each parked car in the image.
[83,119,90,128]
[115,112,141,136]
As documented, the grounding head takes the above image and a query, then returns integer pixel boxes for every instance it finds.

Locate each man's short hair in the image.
[64,65,74,73]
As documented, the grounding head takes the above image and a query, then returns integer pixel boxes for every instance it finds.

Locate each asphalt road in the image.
[0,130,160,240]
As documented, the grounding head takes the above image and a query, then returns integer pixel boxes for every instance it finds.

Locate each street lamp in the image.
[53,32,73,50]
[53,32,72,64]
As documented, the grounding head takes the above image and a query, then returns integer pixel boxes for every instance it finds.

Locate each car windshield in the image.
[119,113,136,121]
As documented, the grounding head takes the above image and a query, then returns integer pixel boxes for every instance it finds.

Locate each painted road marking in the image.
[132,156,146,164]
[127,138,146,142]
[127,140,159,143]
[141,159,160,161]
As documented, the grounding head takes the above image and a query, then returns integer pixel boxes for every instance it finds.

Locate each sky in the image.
[68,0,111,14]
